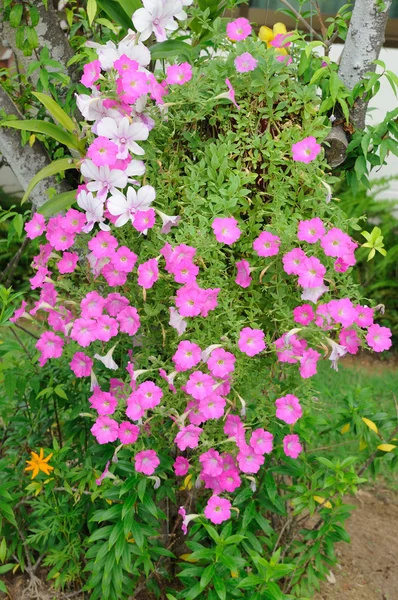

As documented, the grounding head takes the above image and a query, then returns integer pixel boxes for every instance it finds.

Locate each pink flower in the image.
[292,136,321,164]
[297,256,326,288]
[328,298,357,328]
[166,62,192,85]
[58,252,79,274]
[81,59,101,87]
[135,381,163,409]
[234,52,257,73]
[46,217,74,251]
[173,340,202,372]
[88,230,118,259]
[250,429,273,455]
[81,291,106,319]
[321,228,353,258]
[175,284,206,317]
[119,421,140,444]
[126,395,145,421]
[270,33,292,49]
[87,136,118,167]
[199,394,226,420]
[235,259,252,288]
[174,457,189,476]
[224,414,245,439]
[212,217,241,245]
[119,70,149,104]
[95,315,119,342]
[275,333,307,364]
[299,348,321,378]
[62,209,86,235]
[135,450,160,476]
[366,324,392,352]
[220,469,241,492]
[200,287,220,318]
[339,328,360,355]
[297,218,325,243]
[226,17,252,41]
[253,231,281,257]
[200,449,223,477]
[25,213,46,239]
[102,262,128,287]
[36,331,64,366]
[117,306,141,335]
[137,258,159,289]
[355,305,374,328]
[89,389,118,415]
[207,348,236,378]
[113,247,138,273]
[283,434,303,459]
[159,368,177,394]
[171,259,199,285]
[187,400,206,425]
[237,448,264,473]
[293,303,314,326]
[175,425,203,451]
[276,54,292,65]
[169,307,187,336]
[70,352,93,377]
[238,327,266,357]
[225,78,240,110]
[91,416,119,444]
[105,293,129,316]
[204,495,231,524]
[10,300,28,323]
[301,283,329,304]
[186,371,214,401]
[275,394,303,425]
[133,209,156,233]
[283,248,307,275]
[70,317,96,347]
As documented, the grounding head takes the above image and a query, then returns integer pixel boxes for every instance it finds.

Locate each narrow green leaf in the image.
[21,158,78,204]
[32,92,77,133]
[37,190,77,217]
[1,120,80,150]
[87,0,97,25]
[150,40,192,61]
[96,0,133,30]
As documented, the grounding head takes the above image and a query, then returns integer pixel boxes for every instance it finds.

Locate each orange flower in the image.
[25,448,54,479]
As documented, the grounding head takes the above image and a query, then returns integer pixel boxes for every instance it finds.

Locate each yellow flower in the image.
[25,448,54,479]
[258,22,289,55]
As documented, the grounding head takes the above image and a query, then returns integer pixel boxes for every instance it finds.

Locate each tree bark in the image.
[0,86,70,209]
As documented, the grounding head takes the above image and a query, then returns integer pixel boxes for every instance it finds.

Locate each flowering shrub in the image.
[2,4,396,600]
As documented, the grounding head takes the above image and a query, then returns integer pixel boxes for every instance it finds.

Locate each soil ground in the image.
[2,486,397,600]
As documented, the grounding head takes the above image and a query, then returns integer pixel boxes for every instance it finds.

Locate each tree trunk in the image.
[338,0,393,130]
[0,86,70,210]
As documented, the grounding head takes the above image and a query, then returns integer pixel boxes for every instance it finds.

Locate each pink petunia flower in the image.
[10,300,29,323]
[166,62,193,85]
[220,468,241,493]
[339,328,360,355]
[171,259,199,285]
[270,33,292,49]
[199,394,226,420]
[212,217,241,245]
[105,293,129,316]
[299,348,321,378]
[297,217,325,243]
[87,136,119,167]
[207,348,236,378]
[36,332,64,367]
[25,213,46,239]
[292,136,321,164]
[91,416,119,444]
[283,434,303,459]
[70,317,96,347]
[321,228,353,258]
[366,324,392,352]
[235,259,252,288]
[200,287,220,318]
[125,394,145,421]
[225,78,240,110]
[234,52,257,73]
[238,327,266,357]
[253,231,281,257]
[186,371,214,401]
[355,305,374,328]
[94,315,119,343]
[102,262,128,287]
[282,248,307,275]
[133,209,156,233]
[135,381,163,410]
[175,284,206,317]
[119,421,140,444]
[275,394,303,425]
[293,304,315,326]
[112,247,138,273]
[46,217,74,251]
[81,59,101,87]
[328,298,357,328]
[175,424,203,451]
[88,230,118,259]
[137,258,159,289]
[297,256,326,288]
[250,429,273,455]
[135,449,160,476]
[117,306,141,335]
[200,449,224,477]
[169,307,187,335]
[58,252,79,274]
[174,456,189,476]
[204,495,231,524]
[70,352,93,377]
[237,447,264,473]
[226,17,252,41]
[81,291,106,319]
[275,333,307,364]
[89,388,118,415]
[62,209,86,235]
[173,340,202,372]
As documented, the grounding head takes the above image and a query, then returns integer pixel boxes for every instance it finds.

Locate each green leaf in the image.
[1,120,81,150]
[96,0,133,30]
[32,92,77,134]
[0,501,17,527]
[150,40,192,61]
[54,385,68,400]
[329,71,341,103]
[130,521,144,550]
[9,3,23,27]
[115,0,141,17]
[185,584,202,600]
[200,564,215,588]
[12,214,23,238]
[0,564,15,575]
[213,574,226,600]
[87,0,97,25]
[309,66,326,86]
[21,157,78,204]
[0,580,8,594]
[238,575,265,588]
[37,190,77,217]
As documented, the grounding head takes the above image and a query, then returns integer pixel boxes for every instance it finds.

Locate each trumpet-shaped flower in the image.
[97,117,149,159]
[275,394,303,424]
[226,17,252,41]
[283,434,303,459]
[135,449,160,475]
[132,0,184,42]
[238,327,266,357]
[212,217,241,245]
[253,231,281,257]
[107,185,156,227]
[91,416,119,444]
[166,62,192,85]
[292,136,321,163]
[234,52,257,73]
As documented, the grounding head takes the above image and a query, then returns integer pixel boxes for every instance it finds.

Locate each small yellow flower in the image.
[259,22,289,55]
[25,448,54,480]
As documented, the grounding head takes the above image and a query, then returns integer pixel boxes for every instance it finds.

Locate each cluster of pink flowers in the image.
[15,15,393,530]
